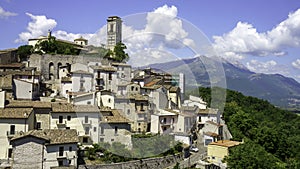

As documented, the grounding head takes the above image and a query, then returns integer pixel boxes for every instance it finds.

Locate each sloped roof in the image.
[101,108,131,123]
[209,140,241,148]
[0,75,12,89]
[90,65,116,72]
[11,129,78,145]
[51,103,99,113]
[0,108,33,119]
[6,101,52,108]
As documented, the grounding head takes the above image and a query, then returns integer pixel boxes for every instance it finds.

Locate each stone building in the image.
[11,129,78,169]
[106,16,122,51]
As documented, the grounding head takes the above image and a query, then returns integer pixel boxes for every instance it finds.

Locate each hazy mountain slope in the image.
[145,56,300,109]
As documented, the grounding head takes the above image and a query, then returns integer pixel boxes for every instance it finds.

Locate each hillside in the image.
[146,56,300,110]
[199,87,300,168]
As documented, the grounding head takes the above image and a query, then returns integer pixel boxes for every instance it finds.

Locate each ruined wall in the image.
[29,54,103,80]
[78,153,183,169]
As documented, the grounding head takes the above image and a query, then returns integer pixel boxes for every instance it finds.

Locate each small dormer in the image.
[74,36,88,46]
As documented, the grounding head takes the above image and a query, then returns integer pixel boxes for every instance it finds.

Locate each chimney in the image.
[0,90,6,108]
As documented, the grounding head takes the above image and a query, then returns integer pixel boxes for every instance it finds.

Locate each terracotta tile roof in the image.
[204,131,219,137]
[0,70,41,76]
[112,62,131,67]
[74,36,88,41]
[61,77,72,82]
[0,63,25,68]
[51,103,99,113]
[0,108,33,118]
[129,94,148,101]
[6,101,52,108]
[90,65,116,72]
[144,79,162,87]
[101,108,131,123]
[169,86,179,92]
[0,75,12,89]
[198,108,218,115]
[11,129,78,145]
[209,140,241,148]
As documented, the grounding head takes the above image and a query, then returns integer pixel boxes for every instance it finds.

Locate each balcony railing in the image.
[6,131,21,138]
[56,151,68,159]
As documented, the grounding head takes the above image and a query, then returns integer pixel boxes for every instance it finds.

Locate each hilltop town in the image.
[0,16,237,169]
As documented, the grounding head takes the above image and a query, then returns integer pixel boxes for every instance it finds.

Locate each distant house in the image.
[11,68,41,100]
[50,103,100,146]
[74,36,88,46]
[99,107,132,148]
[207,140,241,168]
[0,107,34,160]
[11,129,78,169]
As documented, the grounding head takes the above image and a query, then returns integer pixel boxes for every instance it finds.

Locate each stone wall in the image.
[29,54,104,80]
[78,153,183,169]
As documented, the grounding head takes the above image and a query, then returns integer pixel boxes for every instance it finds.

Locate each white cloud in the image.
[213,8,300,60]
[15,13,57,43]
[16,5,194,66]
[246,60,277,73]
[292,59,300,69]
[0,6,17,19]
[123,5,195,66]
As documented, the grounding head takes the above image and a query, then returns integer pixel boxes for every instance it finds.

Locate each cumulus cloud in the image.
[292,59,300,69]
[123,5,195,66]
[0,6,17,19]
[213,8,300,60]
[16,5,194,66]
[15,13,57,43]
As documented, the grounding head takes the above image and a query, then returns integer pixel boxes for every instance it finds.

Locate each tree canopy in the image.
[197,87,300,168]
[17,45,33,61]
[35,36,80,55]
[105,42,129,62]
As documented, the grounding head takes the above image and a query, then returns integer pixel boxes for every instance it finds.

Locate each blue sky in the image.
[1,0,300,81]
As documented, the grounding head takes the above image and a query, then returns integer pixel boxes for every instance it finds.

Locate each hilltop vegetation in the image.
[198,87,300,168]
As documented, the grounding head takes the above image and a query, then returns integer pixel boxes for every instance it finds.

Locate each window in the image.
[58,160,63,166]
[85,116,88,123]
[138,123,141,126]
[66,127,70,130]
[8,148,12,158]
[212,156,215,160]
[10,125,15,135]
[85,127,89,135]
[69,146,72,152]
[108,73,112,80]
[59,116,63,123]
[141,103,144,111]
[59,147,64,156]
[68,160,72,165]
[100,127,104,135]
[127,109,130,115]
[108,98,111,103]
[83,137,88,143]
[67,116,71,121]
[87,101,91,105]
[94,127,97,132]
[114,126,118,135]
[111,139,114,142]
[100,138,104,142]
[131,86,134,91]
[36,122,41,130]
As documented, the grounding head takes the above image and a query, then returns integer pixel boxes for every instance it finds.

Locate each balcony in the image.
[56,151,68,159]
[82,120,92,127]
[56,120,67,129]
[6,131,21,138]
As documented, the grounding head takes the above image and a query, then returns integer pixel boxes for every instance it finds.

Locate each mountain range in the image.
[145,56,300,110]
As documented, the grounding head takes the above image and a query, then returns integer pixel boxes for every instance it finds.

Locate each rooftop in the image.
[0,108,33,119]
[11,129,78,145]
[208,140,241,148]
[101,108,131,123]
[52,103,99,113]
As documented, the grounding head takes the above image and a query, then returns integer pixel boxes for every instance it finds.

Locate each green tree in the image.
[103,43,129,62]
[17,45,33,61]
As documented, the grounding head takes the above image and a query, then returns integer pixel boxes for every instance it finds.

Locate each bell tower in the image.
[106,16,122,51]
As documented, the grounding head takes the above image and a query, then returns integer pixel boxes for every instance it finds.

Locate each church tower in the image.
[106,16,122,51]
